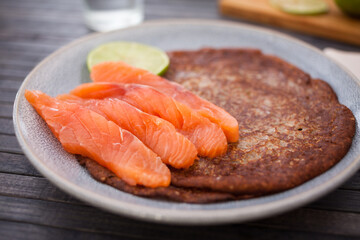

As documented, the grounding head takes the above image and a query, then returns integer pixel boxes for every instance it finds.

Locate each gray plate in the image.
[13,20,360,225]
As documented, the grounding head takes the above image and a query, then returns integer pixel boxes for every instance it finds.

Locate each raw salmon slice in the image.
[25,90,171,188]
[71,83,228,158]
[90,61,239,142]
[57,94,198,169]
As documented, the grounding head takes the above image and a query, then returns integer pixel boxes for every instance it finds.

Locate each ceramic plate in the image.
[13,20,360,225]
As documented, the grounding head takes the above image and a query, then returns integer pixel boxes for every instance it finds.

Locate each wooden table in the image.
[1,0,360,239]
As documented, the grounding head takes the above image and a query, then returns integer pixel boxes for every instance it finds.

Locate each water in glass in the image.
[83,0,144,32]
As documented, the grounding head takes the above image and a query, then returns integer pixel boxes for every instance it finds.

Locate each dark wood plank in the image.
[253,208,360,236]
[2,171,360,217]
[0,0,214,18]
[0,14,84,28]
[0,59,36,69]
[309,190,360,213]
[0,118,15,135]
[0,3,82,23]
[0,31,74,45]
[0,1,81,14]
[0,52,48,68]
[0,18,89,38]
[0,134,22,154]
[0,41,63,53]
[0,219,353,240]
[0,69,29,79]
[145,2,217,12]
[0,195,359,238]
[0,60,38,75]
[342,172,360,191]
[0,49,49,61]
[0,173,80,204]
[0,0,79,10]
[0,195,246,240]
[0,88,18,103]
[0,152,40,176]
[0,79,23,90]
[0,49,47,70]
[144,3,218,20]
[0,220,128,240]
[0,103,13,118]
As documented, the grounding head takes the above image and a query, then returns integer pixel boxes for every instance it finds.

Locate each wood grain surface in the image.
[219,0,360,46]
[1,0,360,239]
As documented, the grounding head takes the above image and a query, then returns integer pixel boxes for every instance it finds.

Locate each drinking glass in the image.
[82,0,144,32]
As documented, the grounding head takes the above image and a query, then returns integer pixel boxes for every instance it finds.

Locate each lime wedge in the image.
[270,0,329,15]
[87,42,170,75]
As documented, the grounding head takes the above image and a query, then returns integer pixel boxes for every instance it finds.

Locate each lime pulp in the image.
[87,42,170,75]
[270,0,329,15]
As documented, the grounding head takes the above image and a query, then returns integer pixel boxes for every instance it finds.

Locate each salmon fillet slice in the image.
[25,90,171,188]
[71,82,228,158]
[57,94,198,169]
[90,61,239,142]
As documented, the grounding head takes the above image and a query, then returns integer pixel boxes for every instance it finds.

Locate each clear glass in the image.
[82,0,144,32]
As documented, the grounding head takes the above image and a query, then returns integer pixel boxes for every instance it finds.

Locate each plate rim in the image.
[13,19,360,225]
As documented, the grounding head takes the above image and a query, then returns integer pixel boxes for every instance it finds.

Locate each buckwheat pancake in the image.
[80,48,355,202]
[78,156,242,203]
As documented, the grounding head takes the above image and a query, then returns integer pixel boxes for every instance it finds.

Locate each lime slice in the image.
[87,42,170,75]
[270,0,329,15]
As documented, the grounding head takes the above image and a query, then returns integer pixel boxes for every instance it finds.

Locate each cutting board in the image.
[219,0,360,46]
